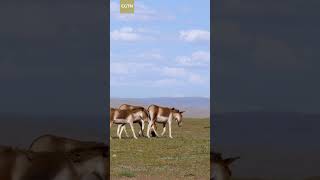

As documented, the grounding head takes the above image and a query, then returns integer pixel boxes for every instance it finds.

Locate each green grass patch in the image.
[110,118,210,179]
[118,170,135,178]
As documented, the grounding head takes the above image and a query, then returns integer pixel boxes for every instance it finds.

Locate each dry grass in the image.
[110,118,210,180]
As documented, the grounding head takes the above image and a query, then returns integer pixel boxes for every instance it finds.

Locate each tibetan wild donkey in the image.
[29,134,109,180]
[211,152,239,180]
[119,104,145,110]
[110,107,149,139]
[0,145,108,180]
[147,104,184,138]
[115,104,141,138]
[119,104,157,137]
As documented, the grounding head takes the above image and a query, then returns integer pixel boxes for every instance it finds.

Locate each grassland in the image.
[110,118,210,180]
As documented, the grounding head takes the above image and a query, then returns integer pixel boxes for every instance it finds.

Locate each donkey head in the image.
[172,109,185,127]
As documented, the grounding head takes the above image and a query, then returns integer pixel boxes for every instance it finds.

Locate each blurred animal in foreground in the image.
[211,152,239,180]
[0,144,108,180]
[29,134,105,152]
[29,134,109,180]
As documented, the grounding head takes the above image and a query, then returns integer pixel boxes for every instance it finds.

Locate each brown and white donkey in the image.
[118,104,152,137]
[110,107,149,139]
[147,104,184,138]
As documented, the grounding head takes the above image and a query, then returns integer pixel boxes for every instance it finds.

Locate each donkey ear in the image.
[171,107,175,110]
[180,111,185,114]
[224,157,240,165]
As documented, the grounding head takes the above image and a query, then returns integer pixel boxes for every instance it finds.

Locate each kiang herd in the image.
[0,135,108,180]
[110,104,185,139]
[0,104,239,180]
[110,104,240,180]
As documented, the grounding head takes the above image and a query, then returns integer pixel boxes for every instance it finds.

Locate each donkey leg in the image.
[168,120,173,138]
[141,120,145,137]
[117,125,121,137]
[129,122,138,139]
[161,123,166,136]
[138,121,142,136]
[151,122,160,137]
[138,120,145,137]
[123,125,129,137]
[119,124,127,139]
[146,121,153,138]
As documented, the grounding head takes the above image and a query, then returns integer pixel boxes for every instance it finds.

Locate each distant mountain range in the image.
[110,97,210,118]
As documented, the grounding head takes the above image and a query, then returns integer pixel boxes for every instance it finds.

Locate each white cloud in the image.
[188,73,205,84]
[111,27,156,42]
[176,51,210,66]
[179,29,210,42]
[161,67,206,85]
[110,54,208,88]
[110,63,207,88]
[138,52,163,60]
[110,62,157,75]
[192,51,210,61]
[110,1,118,13]
[153,78,178,86]
[111,27,141,42]
[162,67,187,77]
[110,1,175,22]
[110,62,130,75]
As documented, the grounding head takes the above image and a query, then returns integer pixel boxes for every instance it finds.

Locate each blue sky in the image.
[110,0,210,98]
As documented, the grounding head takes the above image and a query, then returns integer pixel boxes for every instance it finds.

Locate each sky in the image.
[110,0,210,98]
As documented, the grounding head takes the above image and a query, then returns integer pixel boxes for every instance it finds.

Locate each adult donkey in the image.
[118,104,153,137]
[110,108,149,139]
[211,152,239,180]
[147,104,184,138]
[119,104,144,110]
[0,145,108,180]
[29,134,109,180]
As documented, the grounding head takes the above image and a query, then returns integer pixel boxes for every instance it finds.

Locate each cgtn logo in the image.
[120,0,134,14]
[121,3,133,8]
